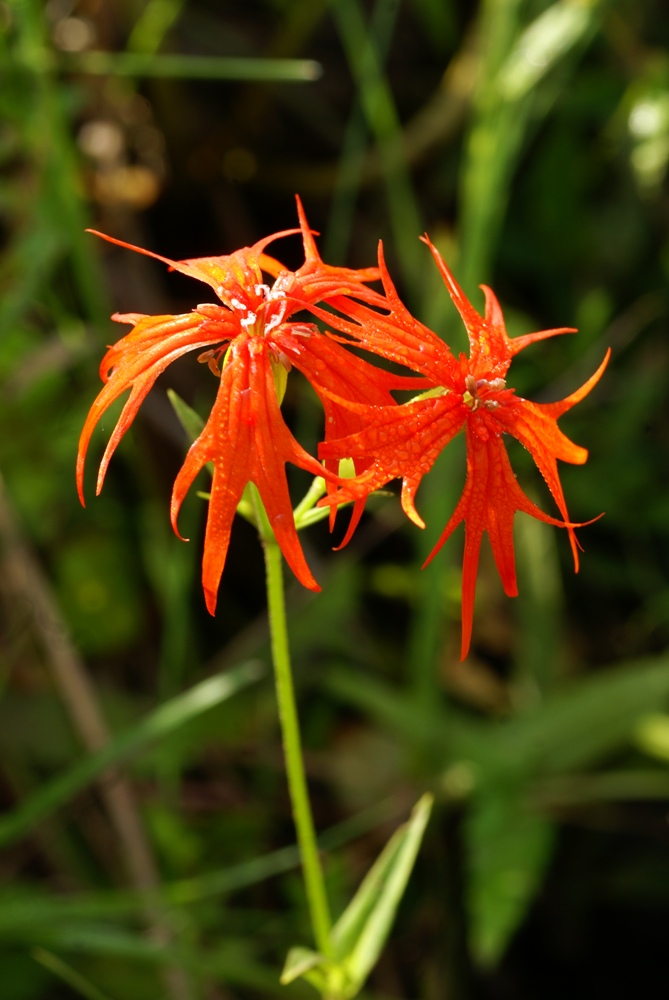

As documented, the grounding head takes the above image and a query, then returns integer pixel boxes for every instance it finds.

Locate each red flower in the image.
[319,238,609,658]
[77,199,413,612]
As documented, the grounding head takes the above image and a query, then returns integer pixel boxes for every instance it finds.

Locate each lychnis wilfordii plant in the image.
[78,197,605,995]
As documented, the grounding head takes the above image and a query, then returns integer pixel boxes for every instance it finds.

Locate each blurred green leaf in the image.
[0,661,264,849]
[126,0,186,55]
[635,712,669,763]
[33,948,116,1000]
[465,785,554,967]
[498,0,597,101]
[59,52,322,81]
[486,656,669,779]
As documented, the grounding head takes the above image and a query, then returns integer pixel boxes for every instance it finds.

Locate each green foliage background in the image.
[1,0,669,997]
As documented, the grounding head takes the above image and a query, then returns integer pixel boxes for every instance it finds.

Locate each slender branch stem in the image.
[251,489,333,958]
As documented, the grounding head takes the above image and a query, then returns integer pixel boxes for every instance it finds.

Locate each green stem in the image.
[251,489,333,958]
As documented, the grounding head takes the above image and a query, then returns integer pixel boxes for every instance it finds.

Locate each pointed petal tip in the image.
[459,625,472,662]
[170,508,190,543]
[171,522,190,544]
[331,499,365,551]
[85,228,180,270]
[75,456,86,507]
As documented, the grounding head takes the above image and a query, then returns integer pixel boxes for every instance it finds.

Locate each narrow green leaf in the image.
[498,0,598,101]
[466,786,554,967]
[489,656,669,778]
[329,0,424,293]
[324,667,485,765]
[0,660,264,849]
[59,51,323,81]
[280,946,328,989]
[33,948,116,1000]
[167,388,205,442]
[332,793,433,992]
[634,712,669,763]
[0,799,397,936]
[126,0,186,55]
[534,769,669,806]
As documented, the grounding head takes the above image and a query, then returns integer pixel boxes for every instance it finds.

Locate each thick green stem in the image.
[253,491,333,958]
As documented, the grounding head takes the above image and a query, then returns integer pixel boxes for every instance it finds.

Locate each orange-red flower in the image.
[77,199,415,612]
[319,238,610,658]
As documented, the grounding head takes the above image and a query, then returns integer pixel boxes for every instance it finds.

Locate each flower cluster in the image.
[79,199,608,657]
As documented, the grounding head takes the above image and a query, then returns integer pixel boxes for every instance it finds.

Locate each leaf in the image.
[33,948,116,1000]
[280,795,432,998]
[324,667,487,766]
[59,51,322,82]
[634,713,669,763]
[488,656,669,779]
[498,0,602,101]
[0,660,264,849]
[466,784,554,967]
[167,387,205,442]
[332,793,433,995]
[280,947,329,992]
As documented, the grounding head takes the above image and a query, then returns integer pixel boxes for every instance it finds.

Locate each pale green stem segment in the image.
[249,485,333,960]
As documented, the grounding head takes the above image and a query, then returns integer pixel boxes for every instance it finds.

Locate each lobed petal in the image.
[279,327,426,536]
[307,245,459,384]
[424,429,581,660]
[77,311,227,504]
[421,236,578,377]
[319,393,466,530]
[170,338,339,612]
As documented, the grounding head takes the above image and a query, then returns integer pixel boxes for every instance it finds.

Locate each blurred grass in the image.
[1,1,669,998]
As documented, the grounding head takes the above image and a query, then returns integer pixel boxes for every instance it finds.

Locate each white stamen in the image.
[264,298,288,335]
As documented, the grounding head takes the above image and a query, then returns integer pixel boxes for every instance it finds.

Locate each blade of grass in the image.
[18,0,109,329]
[59,52,323,81]
[514,513,565,702]
[0,798,399,932]
[126,0,186,55]
[324,0,401,263]
[458,0,608,292]
[33,948,117,1000]
[466,785,554,966]
[0,660,264,850]
[329,0,424,295]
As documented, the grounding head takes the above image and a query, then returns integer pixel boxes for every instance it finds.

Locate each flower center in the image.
[228,283,288,338]
[462,374,506,412]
